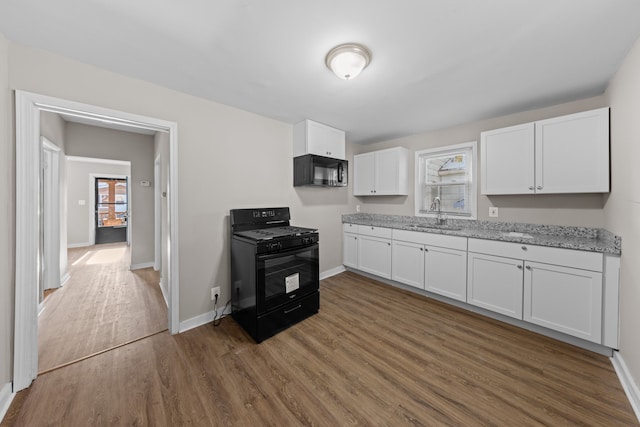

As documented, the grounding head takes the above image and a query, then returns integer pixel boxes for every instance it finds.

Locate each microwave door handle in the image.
[338,163,343,183]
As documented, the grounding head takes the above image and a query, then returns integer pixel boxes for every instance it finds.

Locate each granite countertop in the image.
[342,213,621,255]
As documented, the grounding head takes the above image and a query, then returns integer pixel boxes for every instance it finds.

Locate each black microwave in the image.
[293,154,348,187]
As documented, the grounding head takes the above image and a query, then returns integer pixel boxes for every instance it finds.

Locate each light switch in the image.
[78,200,86,206]
[489,207,499,217]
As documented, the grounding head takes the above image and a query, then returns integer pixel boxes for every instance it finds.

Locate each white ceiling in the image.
[2,0,640,144]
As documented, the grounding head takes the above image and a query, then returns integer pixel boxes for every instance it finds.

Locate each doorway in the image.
[95,177,128,244]
[14,91,180,392]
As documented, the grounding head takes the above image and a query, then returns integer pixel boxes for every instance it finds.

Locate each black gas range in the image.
[230,207,319,343]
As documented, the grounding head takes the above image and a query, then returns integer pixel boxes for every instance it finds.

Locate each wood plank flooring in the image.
[4,271,637,426]
[37,242,168,373]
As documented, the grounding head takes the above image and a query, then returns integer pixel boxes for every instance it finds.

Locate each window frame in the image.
[414,141,478,220]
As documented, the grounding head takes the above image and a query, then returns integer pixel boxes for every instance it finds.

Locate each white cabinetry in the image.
[342,223,358,268]
[467,252,524,319]
[353,147,409,196]
[293,119,345,159]
[524,262,602,343]
[357,226,392,278]
[468,238,604,343]
[481,108,609,195]
[391,240,425,289]
[392,229,467,301]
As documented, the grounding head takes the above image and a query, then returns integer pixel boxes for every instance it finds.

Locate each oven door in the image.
[256,243,319,313]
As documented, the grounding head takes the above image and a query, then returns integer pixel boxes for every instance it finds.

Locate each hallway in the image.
[38,243,168,373]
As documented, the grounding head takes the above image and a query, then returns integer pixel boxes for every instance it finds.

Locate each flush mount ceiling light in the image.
[325,43,371,80]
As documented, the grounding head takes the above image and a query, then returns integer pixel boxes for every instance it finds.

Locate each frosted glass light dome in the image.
[325,43,371,80]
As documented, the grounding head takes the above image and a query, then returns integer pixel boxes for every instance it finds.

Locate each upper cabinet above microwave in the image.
[293,119,346,160]
[480,107,609,195]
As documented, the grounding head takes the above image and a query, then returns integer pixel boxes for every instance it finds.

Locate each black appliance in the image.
[293,154,348,187]
[230,207,319,343]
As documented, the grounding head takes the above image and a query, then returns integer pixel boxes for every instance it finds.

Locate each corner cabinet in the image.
[293,119,346,160]
[353,147,409,196]
[481,108,609,195]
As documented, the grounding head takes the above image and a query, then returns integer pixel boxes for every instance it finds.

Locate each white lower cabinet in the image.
[467,252,524,319]
[524,261,602,343]
[392,240,425,289]
[425,246,467,302]
[343,233,358,268]
[357,226,392,279]
[343,226,615,347]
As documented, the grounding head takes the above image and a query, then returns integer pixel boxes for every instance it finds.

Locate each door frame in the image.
[41,137,61,294]
[14,90,180,392]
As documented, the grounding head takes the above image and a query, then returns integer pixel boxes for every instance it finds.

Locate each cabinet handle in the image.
[387,243,391,246]
[521,246,528,251]
[517,265,523,270]
[529,186,534,190]
[424,248,428,252]
[537,186,543,190]
[420,247,424,251]
[371,227,374,230]
[526,265,532,270]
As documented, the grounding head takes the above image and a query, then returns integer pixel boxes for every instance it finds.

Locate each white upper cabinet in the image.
[293,119,346,160]
[481,108,609,195]
[353,147,409,196]
[481,123,534,195]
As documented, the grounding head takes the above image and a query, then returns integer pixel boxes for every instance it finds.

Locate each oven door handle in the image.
[257,243,318,261]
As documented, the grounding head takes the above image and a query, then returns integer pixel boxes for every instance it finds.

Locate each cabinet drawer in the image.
[393,229,467,251]
[358,225,392,239]
[343,223,358,233]
[468,238,602,272]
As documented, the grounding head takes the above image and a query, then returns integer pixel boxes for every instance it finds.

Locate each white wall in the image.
[66,158,131,247]
[350,96,608,227]
[0,32,13,396]
[65,123,154,266]
[605,35,640,395]
[40,111,68,283]
[6,42,351,324]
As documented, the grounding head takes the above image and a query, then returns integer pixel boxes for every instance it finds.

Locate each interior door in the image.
[95,177,128,244]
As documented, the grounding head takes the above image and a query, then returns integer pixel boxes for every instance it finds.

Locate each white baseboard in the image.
[611,351,640,422]
[67,242,91,248]
[179,305,232,333]
[129,262,154,270]
[0,382,15,425]
[320,265,346,280]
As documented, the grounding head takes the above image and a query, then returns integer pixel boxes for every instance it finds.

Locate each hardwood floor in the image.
[4,271,637,426]
[37,242,168,373]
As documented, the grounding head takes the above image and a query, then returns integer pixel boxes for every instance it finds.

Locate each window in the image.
[415,141,477,219]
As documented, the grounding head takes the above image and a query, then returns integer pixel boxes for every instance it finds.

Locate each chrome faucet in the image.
[430,196,446,225]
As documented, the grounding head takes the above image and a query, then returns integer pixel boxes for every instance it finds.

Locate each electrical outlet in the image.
[489,207,499,218]
[356,205,361,213]
[211,286,221,301]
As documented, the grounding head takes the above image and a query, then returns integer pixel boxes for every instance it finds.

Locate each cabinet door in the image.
[358,235,392,279]
[353,153,375,195]
[524,261,602,343]
[343,233,358,268]
[392,241,425,289]
[535,108,609,193]
[467,252,523,319]
[374,148,409,195]
[425,246,467,302]
[305,120,346,159]
[481,123,535,195]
